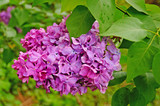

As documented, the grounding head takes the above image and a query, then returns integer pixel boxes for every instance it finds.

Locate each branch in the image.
[75,94,83,106]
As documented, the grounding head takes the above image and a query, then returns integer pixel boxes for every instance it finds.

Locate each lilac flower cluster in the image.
[0,6,22,33]
[12,17,121,95]
[0,6,14,25]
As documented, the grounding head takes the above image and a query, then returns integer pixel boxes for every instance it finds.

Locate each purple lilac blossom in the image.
[12,17,121,95]
[0,6,22,33]
[0,6,15,25]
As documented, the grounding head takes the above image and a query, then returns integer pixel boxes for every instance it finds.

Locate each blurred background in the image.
[0,0,160,106]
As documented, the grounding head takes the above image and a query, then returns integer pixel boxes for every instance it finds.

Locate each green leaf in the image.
[129,88,146,106]
[152,52,160,84]
[23,22,45,28]
[87,0,116,33]
[0,80,11,92]
[109,71,127,86]
[152,36,160,49]
[61,0,86,12]
[146,4,160,14]
[114,8,124,22]
[101,17,147,42]
[8,12,19,27]
[127,7,157,38]
[3,48,14,64]
[0,23,17,37]
[66,5,95,38]
[14,100,21,105]
[125,0,147,14]
[33,0,55,6]
[0,0,9,6]
[120,39,134,49]
[151,13,160,28]
[146,4,160,28]
[0,68,5,77]
[120,55,128,64]
[5,27,17,38]
[112,87,130,106]
[6,94,15,101]
[127,40,159,82]
[9,0,21,5]
[134,73,159,104]
[9,8,29,26]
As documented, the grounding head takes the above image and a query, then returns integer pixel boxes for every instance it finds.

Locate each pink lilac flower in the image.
[12,16,121,95]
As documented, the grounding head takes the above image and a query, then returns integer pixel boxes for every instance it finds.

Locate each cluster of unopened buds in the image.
[12,16,121,95]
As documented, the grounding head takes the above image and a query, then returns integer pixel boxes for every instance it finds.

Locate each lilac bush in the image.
[12,16,121,95]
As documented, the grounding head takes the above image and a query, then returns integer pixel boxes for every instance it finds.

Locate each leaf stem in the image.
[144,29,157,35]
[157,28,160,37]
[144,28,160,37]
[147,29,160,49]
